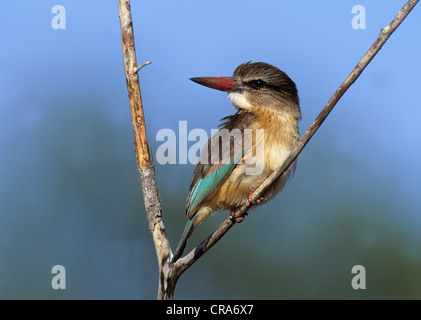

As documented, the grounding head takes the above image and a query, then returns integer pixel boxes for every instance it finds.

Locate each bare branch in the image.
[117,0,172,300]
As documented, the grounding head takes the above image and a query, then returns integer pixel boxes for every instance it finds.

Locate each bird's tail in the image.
[173,219,195,262]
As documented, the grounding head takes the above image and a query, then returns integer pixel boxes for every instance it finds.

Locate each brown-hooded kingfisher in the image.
[173,62,301,261]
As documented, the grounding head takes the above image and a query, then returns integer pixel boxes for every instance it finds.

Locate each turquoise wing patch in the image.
[188,150,245,214]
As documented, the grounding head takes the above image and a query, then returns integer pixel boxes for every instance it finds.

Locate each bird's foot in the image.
[248,191,264,205]
[230,209,248,223]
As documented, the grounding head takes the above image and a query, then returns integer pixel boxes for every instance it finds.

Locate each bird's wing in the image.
[186,111,256,218]
[186,147,244,218]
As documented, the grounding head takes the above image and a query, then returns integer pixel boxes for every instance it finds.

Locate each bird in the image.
[173,61,301,261]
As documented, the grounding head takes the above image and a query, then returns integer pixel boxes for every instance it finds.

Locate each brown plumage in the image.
[173,62,301,261]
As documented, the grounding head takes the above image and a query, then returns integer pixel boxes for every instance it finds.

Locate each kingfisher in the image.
[173,62,301,261]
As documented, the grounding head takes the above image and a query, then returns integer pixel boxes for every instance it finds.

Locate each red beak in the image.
[190,77,240,92]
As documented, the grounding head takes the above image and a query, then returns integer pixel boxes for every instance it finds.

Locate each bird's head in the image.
[191,61,301,118]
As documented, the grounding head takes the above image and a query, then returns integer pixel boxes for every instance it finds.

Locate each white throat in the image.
[228,91,252,110]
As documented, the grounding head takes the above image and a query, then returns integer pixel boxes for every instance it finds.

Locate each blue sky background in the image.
[1,1,421,299]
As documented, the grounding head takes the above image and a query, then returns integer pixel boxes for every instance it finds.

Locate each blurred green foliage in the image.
[1,92,421,300]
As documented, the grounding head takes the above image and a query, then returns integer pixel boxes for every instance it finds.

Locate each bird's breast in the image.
[212,106,299,210]
[249,107,299,172]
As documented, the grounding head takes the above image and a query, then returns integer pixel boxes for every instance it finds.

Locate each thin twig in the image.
[134,61,152,73]
[171,0,419,287]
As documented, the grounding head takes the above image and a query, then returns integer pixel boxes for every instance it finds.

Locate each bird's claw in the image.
[230,210,248,223]
[250,197,264,205]
[248,191,264,205]
[249,197,265,204]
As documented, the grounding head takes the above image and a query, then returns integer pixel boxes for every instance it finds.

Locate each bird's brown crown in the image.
[232,62,301,119]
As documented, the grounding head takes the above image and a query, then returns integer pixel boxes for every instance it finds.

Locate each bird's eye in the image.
[250,79,266,89]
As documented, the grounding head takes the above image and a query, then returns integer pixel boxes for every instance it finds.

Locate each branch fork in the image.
[133,61,151,74]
